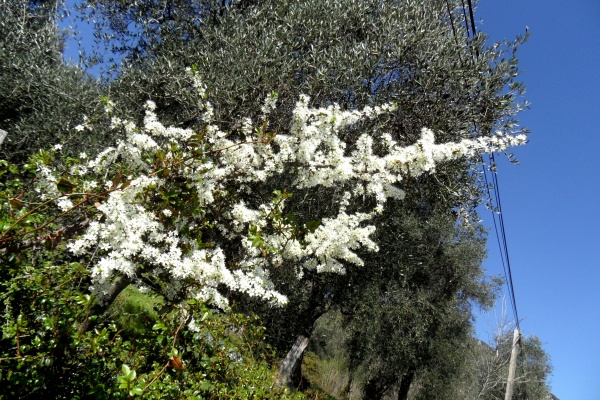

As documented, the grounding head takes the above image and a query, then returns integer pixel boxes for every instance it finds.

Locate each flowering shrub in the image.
[0,256,303,398]
[1,70,526,312]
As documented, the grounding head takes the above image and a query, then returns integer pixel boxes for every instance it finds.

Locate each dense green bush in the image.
[0,255,302,399]
[0,159,303,399]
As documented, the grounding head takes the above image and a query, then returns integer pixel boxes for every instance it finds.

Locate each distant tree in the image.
[0,0,107,162]
[468,327,553,400]
[340,204,498,400]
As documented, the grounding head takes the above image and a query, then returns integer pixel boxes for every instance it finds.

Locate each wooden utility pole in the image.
[504,327,521,400]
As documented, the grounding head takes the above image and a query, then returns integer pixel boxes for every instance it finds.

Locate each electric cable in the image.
[480,155,517,327]
[447,0,522,330]
[489,153,521,330]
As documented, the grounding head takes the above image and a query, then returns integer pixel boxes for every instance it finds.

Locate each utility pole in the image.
[504,327,521,400]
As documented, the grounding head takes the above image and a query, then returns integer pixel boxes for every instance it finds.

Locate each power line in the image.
[447,0,521,330]
[466,0,477,37]
[485,154,521,330]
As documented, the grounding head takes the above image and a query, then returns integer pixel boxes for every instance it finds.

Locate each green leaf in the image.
[131,387,143,396]
[305,220,320,232]
[251,235,262,247]
[284,213,297,225]
[152,323,166,331]
[201,311,210,322]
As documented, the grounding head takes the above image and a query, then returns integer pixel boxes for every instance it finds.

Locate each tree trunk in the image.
[364,378,383,400]
[276,335,310,387]
[397,370,414,400]
[363,376,394,400]
[78,274,132,332]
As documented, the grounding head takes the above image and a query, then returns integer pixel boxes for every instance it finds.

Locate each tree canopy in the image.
[0,1,551,398]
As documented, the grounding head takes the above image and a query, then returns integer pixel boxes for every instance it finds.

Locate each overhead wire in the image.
[448,0,521,330]
[489,153,521,329]
[485,154,521,330]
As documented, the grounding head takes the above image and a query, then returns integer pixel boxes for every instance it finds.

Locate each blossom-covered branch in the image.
[30,71,526,309]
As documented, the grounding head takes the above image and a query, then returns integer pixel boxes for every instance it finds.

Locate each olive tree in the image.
[1,0,536,396]
[73,0,532,391]
[0,0,109,163]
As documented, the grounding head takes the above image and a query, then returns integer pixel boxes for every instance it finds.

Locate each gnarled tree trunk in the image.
[276,335,310,387]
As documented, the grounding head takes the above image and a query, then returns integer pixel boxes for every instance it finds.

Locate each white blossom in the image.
[55,73,526,313]
[56,197,74,212]
[260,91,278,118]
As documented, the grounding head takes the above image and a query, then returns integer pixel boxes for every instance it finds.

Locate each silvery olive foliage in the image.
[1,1,552,398]
[0,0,109,163]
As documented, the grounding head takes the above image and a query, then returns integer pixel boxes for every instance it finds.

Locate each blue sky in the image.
[474,1,600,399]
[59,1,600,398]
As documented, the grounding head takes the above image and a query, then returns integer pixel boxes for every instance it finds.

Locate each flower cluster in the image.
[38,72,526,310]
